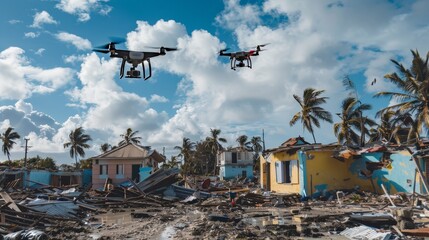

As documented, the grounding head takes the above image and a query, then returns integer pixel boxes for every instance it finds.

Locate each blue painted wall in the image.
[139,167,152,182]
[219,165,253,179]
[298,151,308,198]
[351,151,422,194]
[83,169,92,187]
[28,170,51,188]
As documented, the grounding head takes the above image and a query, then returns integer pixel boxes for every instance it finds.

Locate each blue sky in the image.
[1,0,429,164]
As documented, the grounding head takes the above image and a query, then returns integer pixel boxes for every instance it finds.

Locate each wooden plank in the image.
[0,191,21,212]
[402,227,429,237]
[127,178,146,196]
[380,183,396,207]
[73,183,92,203]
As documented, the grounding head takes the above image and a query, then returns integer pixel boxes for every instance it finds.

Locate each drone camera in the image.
[237,62,245,67]
[127,70,141,78]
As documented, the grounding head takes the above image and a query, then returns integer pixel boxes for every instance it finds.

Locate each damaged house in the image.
[260,136,428,198]
[217,147,254,180]
[91,143,165,189]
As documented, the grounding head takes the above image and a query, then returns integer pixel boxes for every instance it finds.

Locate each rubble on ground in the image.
[0,169,429,239]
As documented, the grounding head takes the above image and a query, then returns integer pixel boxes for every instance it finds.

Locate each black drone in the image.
[93,38,177,80]
[219,44,268,70]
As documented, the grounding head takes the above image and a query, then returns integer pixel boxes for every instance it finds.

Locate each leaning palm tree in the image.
[374,49,429,141]
[290,88,333,143]
[334,97,376,146]
[119,128,142,146]
[63,127,92,167]
[236,135,250,150]
[369,110,416,144]
[1,127,21,161]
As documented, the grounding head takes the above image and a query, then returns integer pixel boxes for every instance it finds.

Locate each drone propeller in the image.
[219,48,230,53]
[94,37,126,50]
[146,46,178,52]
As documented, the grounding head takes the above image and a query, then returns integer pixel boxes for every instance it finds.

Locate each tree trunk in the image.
[311,131,317,144]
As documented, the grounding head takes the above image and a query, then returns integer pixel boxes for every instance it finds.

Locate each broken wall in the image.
[357,150,423,194]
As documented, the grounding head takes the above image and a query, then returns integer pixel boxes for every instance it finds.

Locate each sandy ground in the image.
[86,204,209,240]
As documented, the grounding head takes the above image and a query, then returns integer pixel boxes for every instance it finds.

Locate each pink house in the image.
[91,143,165,189]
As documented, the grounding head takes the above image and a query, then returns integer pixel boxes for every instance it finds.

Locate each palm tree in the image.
[249,136,263,170]
[119,128,142,146]
[290,88,333,143]
[174,137,195,163]
[100,143,111,153]
[250,136,263,153]
[236,135,250,150]
[162,156,181,169]
[333,97,375,145]
[1,127,21,161]
[63,127,92,168]
[374,50,429,141]
[205,128,227,174]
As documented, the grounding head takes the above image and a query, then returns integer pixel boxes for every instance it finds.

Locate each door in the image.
[132,164,141,182]
[232,152,237,163]
[265,162,271,191]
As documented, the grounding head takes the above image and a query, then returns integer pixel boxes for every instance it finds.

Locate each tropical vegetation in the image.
[290,88,333,144]
[1,127,21,161]
[63,127,92,168]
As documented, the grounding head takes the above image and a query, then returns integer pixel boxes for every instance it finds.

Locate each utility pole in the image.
[262,129,266,152]
[23,138,30,168]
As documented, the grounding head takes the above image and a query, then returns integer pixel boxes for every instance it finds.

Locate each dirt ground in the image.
[63,201,354,240]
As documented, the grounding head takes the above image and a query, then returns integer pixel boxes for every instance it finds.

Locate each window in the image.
[237,152,241,160]
[275,160,298,184]
[116,164,124,175]
[232,152,237,163]
[100,165,108,175]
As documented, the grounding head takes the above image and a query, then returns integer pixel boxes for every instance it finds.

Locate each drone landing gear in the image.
[142,59,152,80]
[230,57,252,71]
[123,59,152,80]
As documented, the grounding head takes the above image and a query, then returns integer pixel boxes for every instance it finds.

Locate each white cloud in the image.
[64,53,169,144]
[126,20,187,51]
[30,11,58,28]
[15,100,33,114]
[56,0,112,22]
[150,94,169,103]
[9,19,21,24]
[63,54,87,64]
[55,32,92,50]
[215,0,261,30]
[0,47,75,100]
[24,32,40,38]
[34,48,45,56]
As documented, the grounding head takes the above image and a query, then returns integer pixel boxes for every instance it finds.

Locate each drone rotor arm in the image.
[93,49,110,54]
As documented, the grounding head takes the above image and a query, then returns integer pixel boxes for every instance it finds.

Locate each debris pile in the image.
[1,168,429,239]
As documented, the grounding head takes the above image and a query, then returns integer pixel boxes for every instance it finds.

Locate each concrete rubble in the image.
[0,168,428,239]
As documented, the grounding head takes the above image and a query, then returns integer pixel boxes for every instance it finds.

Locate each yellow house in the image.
[259,137,418,198]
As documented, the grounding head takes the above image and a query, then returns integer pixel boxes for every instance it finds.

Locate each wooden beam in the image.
[0,191,21,212]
